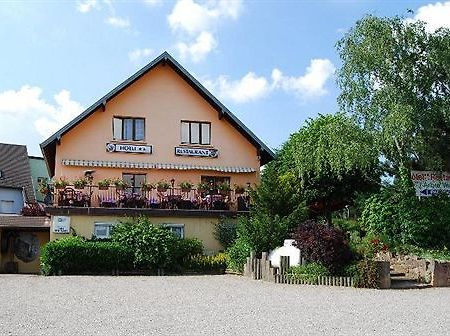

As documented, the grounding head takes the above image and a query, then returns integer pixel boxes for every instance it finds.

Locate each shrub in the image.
[287,262,329,284]
[214,217,237,249]
[184,253,227,273]
[40,236,133,275]
[226,238,251,272]
[111,217,179,270]
[293,220,353,274]
[173,238,204,266]
[362,187,450,249]
[353,259,381,288]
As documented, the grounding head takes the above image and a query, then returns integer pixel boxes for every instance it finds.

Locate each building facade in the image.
[0,143,50,273]
[41,52,274,253]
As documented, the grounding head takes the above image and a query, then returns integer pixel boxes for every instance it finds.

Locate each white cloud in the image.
[176,31,217,63]
[168,0,243,62]
[202,58,335,103]
[76,0,99,13]
[272,59,336,98]
[406,1,450,32]
[0,86,84,139]
[168,0,243,35]
[106,16,131,28]
[205,72,270,103]
[143,0,162,6]
[128,48,154,63]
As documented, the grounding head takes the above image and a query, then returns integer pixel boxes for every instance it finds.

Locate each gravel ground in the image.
[0,274,449,336]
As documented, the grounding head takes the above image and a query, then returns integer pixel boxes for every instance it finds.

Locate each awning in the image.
[61,159,256,173]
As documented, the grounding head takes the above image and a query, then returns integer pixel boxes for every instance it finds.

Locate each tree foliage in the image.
[278,113,380,222]
[337,15,450,172]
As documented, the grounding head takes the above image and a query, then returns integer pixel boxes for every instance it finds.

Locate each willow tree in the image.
[336,15,450,175]
[279,113,380,224]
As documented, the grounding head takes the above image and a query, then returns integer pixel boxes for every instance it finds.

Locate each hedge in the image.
[40,236,133,275]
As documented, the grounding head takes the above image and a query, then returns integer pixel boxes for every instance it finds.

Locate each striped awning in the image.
[61,159,256,173]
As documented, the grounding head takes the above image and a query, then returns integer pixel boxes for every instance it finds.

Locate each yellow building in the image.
[41,52,274,253]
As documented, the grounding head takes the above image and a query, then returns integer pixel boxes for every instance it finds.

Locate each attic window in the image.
[113,117,145,141]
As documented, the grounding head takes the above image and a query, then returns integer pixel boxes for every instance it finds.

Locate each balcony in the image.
[46,185,250,217]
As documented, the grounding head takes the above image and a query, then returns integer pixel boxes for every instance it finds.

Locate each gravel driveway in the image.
[0,274,449,335]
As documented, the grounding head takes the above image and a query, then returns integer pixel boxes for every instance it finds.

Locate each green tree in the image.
[234,161,307,254]
[279,113,380,224]
[336,15,450,173]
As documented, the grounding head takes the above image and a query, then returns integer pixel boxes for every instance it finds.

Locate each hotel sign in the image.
[411,171,450,197]
[53,216,70,234]
[106,143,152,154]
[175,146,218,158]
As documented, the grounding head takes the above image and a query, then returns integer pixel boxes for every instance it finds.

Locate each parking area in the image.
[1,274,449,335]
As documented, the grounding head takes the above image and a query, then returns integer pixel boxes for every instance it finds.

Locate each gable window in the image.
[113,117,145,141]
[181,121,210,145]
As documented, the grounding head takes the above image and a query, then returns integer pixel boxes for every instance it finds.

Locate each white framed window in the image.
[94,222,115,239]
[164,224,185,238]
[181,121,211,145]
[113,117,145,141]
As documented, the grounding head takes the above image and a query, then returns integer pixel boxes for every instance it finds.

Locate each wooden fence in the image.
[244,252,355,288]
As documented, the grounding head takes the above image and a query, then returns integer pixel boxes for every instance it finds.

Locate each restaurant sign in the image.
[106,143,152,154]
[175,146,218,158]
[411,171,450,197]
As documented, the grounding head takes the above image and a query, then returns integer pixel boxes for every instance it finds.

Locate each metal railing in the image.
[53,185,250,211]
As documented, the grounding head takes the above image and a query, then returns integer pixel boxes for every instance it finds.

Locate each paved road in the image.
[0,274,449,335]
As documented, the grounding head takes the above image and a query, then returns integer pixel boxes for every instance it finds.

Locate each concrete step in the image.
[390,280,432,289]
[390,271,406,277]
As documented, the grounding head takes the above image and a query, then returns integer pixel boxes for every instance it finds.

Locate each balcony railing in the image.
[53,186,250,211]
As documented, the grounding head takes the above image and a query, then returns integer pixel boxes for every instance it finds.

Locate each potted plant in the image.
[113,178,129,190]
[97,178,111,190]
[156,180,171,192]
[73,177,88,189]
[234,184,246,194]
[179,181,193,192]
[217,182,231,195]
[38,180,50,194]
[53,177,69,190]
[196,182,209,193]
[142,181,155,191]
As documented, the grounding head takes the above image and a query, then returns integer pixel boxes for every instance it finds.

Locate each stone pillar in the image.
[431,261,450,287]
[377,261,391,289]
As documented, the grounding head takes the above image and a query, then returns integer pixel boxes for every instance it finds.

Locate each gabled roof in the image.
[0,143,35,202]
[40,51,275,176]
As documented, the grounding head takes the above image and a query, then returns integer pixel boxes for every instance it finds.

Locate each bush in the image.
[353,259,381,288]
[362,187,450,249]
[111,217,179,270]
[226,238,251,272]
[40,236,133,275]
[173,238,204,266]
[293,220,353,274]
[287,262,329,284]
[214,217,237,249]
[184,253,227,273]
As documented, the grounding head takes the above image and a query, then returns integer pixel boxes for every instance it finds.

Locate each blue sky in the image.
[0,0,449,156]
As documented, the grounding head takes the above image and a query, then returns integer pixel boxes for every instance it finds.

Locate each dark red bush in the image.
[293,220,353,274]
